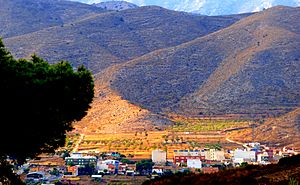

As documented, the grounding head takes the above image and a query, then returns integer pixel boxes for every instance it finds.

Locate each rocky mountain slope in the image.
[1,1,299,137]
[3,5,246,73]
[92,1,138,11]
[107,6,300,118]
[0,0,105,38]
[229,108,300,148]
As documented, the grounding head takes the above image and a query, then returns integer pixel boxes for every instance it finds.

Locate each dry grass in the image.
[70,128,240,159]
[228,108,300,148]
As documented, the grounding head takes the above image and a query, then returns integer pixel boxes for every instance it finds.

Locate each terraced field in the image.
[69,119,245,159]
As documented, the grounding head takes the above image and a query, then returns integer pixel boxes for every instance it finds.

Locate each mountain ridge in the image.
[3,5,247,73]
[0,0,105,38]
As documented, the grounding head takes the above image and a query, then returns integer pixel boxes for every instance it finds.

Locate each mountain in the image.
[1,1,250,132]
[0,0,105,38]
[75,6,300,134]
[106,6,300,118]
[3,6,246,74]
[72,0,300,15]
[1,0,299,136]
[92,1,138,11]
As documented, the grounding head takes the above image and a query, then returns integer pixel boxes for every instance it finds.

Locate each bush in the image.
[278,154,300,166]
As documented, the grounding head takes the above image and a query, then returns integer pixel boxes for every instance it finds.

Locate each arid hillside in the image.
[0,0,105,38]
[1,1,299,145]
[229,108,300,148]
[74,70,173,134]
[108,6,300,118]
[3,4,245,74]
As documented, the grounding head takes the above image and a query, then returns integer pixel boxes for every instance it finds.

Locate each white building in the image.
[70,152,83,158]
[233,149,256,163]
[65,154,97,166]
[257,152,270,164]
[247,142,260,148]
[102,160,119,165]
[152,150,167,163]
[187,159,202,169]
[152,168,163,175]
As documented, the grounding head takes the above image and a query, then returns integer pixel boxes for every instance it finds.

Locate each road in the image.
[226,137,251,150]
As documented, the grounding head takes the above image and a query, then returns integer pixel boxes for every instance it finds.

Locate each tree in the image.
[50,168,60,176]
[120,158,135,164]
[136,159,154,175]
[240,162,248,168]
[128,154,134,158]
[0,38,94,183]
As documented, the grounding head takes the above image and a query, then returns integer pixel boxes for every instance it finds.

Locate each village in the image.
[17,142,299,184]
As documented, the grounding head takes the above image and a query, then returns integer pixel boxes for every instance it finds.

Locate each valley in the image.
[0,1,299,184]
[1,0,297,151]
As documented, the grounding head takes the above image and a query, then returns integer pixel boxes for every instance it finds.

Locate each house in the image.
[152,166,164,175]
[247,142,261,148]
[233,149,256,164]
[67,166,79,176]
[127,164,136,171]
[173,149,205,165]
[174,156,205,165]
[97,163,109,172]
[152,150,167,164]
[187,159,202,169]
[203,149,225,161]
[108,164,116,174]
[97,160,120,174]
[118,163,127,173]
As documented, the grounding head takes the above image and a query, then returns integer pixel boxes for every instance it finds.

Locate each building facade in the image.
[152,150,167,163]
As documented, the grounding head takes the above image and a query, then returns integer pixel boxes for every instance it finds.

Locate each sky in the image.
[70,0,300,15]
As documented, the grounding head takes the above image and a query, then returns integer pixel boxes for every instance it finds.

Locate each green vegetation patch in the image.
[169,119,247,132]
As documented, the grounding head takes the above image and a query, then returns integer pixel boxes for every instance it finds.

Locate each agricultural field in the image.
[169,117,250,132]
[67,119,248,159]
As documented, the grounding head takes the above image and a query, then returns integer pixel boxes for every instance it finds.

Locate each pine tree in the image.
[0,38,94,184]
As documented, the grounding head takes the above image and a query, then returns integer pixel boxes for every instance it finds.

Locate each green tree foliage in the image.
[136,159,154,175]
[0,38,94,183]
[120,158,135,164]
[240,162,248,168]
